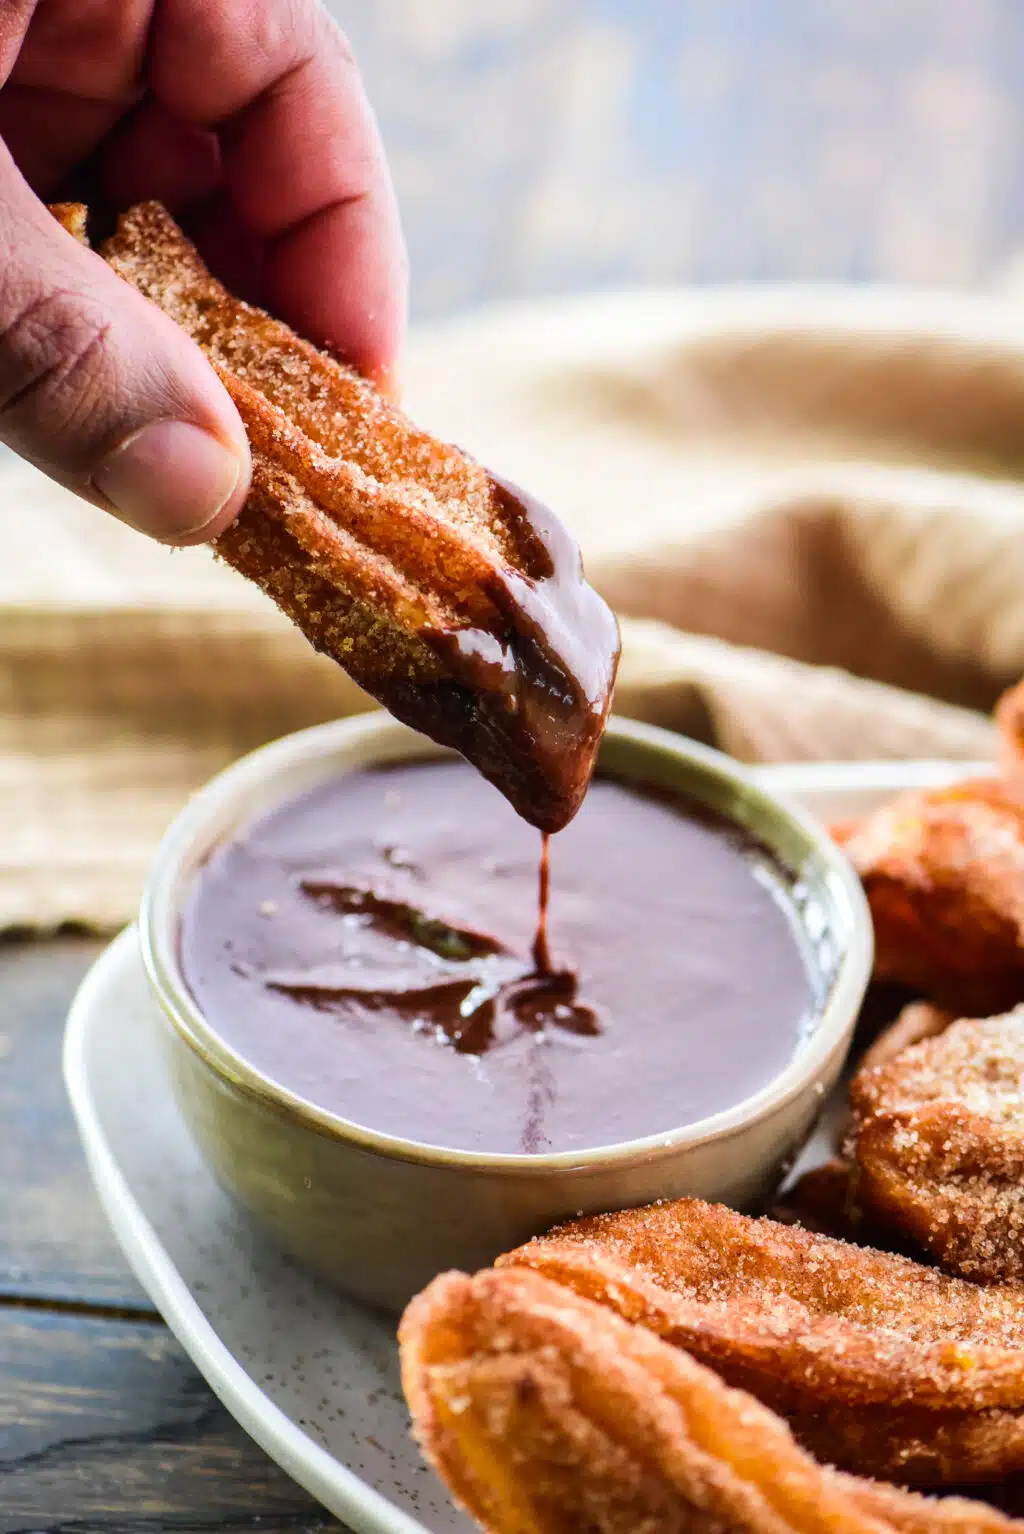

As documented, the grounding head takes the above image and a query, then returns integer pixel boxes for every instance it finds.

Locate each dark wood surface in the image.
[1,938,345,1533]
[12,5,1024,1526]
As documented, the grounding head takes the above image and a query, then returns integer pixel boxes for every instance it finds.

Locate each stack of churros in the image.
[59,199,1024,1531]
[402,1267,1023,1534]
[401,682,1024,1532]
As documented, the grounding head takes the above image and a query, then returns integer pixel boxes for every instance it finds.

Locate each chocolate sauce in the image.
[419,472,620,835]
[532,833,553,975]
[181,761,821,1155]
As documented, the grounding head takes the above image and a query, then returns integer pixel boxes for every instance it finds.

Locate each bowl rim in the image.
[140,713,873,1173]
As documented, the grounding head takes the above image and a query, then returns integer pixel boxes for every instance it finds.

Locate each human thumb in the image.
[0,155,250,544]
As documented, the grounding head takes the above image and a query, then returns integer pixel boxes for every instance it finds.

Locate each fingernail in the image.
[93,419,248,542]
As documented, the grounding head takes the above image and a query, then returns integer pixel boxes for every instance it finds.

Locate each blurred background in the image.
[329,0,1024,316]
[9,0,1024,938]
[13,10,1024,1528]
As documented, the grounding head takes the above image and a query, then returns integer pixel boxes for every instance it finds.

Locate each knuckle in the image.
[249,0,321,74]
[0,287,114,438]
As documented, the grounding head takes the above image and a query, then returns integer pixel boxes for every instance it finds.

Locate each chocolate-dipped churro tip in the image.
[53,200,619,831]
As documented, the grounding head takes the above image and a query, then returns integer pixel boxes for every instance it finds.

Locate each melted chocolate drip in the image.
[269,865,599,1056]
[181,762,820,1155]
[532,833,554,975]
[422,472,620,834]
[300,878,504,961]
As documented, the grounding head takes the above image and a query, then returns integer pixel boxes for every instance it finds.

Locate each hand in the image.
[0,0,407,543]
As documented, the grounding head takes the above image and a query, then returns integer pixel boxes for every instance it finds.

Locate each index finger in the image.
[149,0,406,385]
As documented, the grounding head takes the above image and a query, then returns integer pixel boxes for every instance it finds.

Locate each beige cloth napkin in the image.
[5,283,1024,932]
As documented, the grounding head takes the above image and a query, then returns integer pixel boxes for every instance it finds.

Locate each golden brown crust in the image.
[858,1001,957,1077]
[849,1009,1024,1284]
[775,1007,971,1253]
[769,1157,874,1244]
[50,200,619,830]
[834,780,1024,1013]
[49,201,89,244]
[771,1155,855,1228]
[400,1267,1023,1532]
[500,1196,1024,1482]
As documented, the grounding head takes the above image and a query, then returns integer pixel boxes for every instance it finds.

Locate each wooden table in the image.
[9,3,1024,1527]
[1,938,342,1533]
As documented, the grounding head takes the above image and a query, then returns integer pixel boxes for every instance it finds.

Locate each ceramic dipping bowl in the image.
[140,714,872,1312]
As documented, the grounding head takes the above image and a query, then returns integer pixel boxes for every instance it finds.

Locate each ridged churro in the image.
[401,1266,1024,1532]
[850,1008,1024,1284]
[501,1196,1024,1483]
[834,780,1024,1014]
[51,200,619,832]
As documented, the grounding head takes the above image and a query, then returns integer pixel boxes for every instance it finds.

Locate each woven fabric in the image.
[4,285,1021,931]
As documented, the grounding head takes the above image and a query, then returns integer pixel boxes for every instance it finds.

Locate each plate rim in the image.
[62,757,985,1532]
[62,923,430,1534]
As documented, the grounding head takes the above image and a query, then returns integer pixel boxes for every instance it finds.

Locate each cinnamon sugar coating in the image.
[859,1000,957,1077]
[400,1266,1024,1532]
[501,1196,1024,1483]
[850,1008,1024,1284]
[834,780,1024,1013]
[51,201,619,831]
[772,1006,955,1248]
[770,1156,872,1243]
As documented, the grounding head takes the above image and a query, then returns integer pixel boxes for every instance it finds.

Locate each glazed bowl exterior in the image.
[140,713,872,1312]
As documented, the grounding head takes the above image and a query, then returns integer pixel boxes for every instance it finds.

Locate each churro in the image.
[501,1196,1024,1482]
[52,201,619,831]
[850,1008,1024,1284]
[834,780,1024,1013]
[401,1266,1024,1532]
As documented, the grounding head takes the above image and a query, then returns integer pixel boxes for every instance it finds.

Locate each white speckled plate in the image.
[63,759,981,1533]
